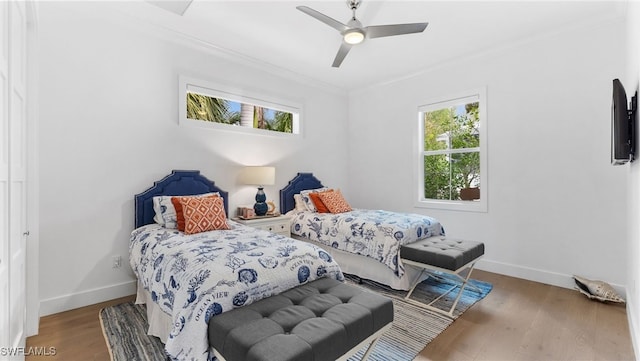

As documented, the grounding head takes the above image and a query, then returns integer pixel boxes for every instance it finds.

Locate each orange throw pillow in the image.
[309,190,332,213]
[172,195,220,231]
[179,196,229,234]
[171,197,186,231]
[317,189,352,214]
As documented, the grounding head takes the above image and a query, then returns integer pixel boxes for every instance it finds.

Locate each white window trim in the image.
[178,75,303,137]
[414,87,488,213]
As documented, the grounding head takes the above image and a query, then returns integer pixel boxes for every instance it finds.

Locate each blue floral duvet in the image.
[290,209,445,278]
[129,222,344,361]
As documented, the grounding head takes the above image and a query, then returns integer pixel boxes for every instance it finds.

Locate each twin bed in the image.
[279,173,484,318]
[130,170,481,360]
[130,170,399,361]
[280,172,446,291]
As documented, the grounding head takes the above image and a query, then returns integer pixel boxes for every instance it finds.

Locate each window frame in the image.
[415,87,488,212]
[178,75,303,137]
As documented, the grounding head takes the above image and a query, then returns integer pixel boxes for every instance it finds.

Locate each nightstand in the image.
[234,215,292,237]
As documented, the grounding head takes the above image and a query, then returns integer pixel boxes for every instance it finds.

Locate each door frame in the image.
[24,0,38,337]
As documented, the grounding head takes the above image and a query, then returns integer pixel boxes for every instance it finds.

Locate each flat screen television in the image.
[611,79,637,165]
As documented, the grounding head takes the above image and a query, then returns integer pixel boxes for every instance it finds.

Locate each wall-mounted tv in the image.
[611,79,637,165]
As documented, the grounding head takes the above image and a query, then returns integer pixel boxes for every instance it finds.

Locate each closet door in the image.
[9,0,27,352]
[1,1,28,357]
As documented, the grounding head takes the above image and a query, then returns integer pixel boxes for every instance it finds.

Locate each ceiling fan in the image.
[297,0,428,68]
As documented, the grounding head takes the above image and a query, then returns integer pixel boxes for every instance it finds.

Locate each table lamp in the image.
[240,166,275,216]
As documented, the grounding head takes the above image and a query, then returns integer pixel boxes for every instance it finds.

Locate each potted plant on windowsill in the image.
[459,187,480,200]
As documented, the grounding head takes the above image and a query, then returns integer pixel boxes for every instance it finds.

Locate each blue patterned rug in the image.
[100,275,492,361]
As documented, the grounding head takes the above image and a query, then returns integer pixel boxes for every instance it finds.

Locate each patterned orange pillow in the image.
[172,195,220,231]
[317,189,352,213]
[179,196,230,234]
[309,190,333,213]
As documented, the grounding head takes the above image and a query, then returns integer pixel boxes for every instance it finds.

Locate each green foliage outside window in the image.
[423,102,480,200]
[187,93,238,124]
[186,93,293,133]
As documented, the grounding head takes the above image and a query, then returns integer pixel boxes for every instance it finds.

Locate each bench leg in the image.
[446,262,477,316]
[360,334,382,361]
[336,322,393,361]
[404,268,427,302]
[429,271,483,294]
[403,260,480,318]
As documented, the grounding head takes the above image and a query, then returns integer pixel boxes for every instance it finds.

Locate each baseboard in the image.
[39,280,136,316]
[627,293,639,360]
[475,259,627,298]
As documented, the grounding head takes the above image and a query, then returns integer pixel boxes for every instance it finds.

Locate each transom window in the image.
[179,76,301,136]
[417,88,487,212]
[186,93,295,133]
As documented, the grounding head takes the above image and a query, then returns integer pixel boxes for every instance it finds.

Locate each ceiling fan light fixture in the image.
[297,2,428,67]
[343,29,365,45]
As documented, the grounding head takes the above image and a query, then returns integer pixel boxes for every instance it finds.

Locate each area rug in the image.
[100,275,492,361]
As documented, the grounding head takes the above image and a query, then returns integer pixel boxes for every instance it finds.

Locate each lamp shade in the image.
[240,166,275,186]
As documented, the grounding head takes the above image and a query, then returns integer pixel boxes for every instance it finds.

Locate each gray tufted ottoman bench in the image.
[401,236,484,317]
[208,277,394,361]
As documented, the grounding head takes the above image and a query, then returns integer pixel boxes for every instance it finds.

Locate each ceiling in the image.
[114,1,626,91]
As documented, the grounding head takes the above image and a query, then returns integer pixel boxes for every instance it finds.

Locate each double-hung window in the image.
[417,88,487,212]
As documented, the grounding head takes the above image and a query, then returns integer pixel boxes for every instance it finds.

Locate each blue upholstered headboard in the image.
[134,170,229,229]
[279,173,324,214]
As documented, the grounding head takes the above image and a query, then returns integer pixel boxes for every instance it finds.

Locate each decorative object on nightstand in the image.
[240,166,275,216]
[266,201,276,215]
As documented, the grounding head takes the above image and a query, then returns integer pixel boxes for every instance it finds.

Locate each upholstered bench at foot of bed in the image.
[208,277,394,361]
[401,236,484,318]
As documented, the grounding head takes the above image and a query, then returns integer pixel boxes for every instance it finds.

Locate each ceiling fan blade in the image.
[332,43,352,68]
[365,22,429,39]
[296,6,349,33]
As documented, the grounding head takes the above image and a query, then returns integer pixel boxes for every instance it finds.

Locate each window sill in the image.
[414,199,487,213]
[179,117,299,138]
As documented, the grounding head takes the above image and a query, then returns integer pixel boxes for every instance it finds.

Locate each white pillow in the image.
[152,192,219,228]
[293,194,307,212]
[299,187,330,212]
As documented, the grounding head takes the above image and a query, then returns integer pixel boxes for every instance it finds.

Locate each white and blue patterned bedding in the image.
[290,209,445,278]
[129,221,344,361]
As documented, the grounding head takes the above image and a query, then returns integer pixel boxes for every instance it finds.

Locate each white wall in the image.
[35,0,634,327]
[625,0,640,356]
[348,17,628,291]
[36,2,349,315]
